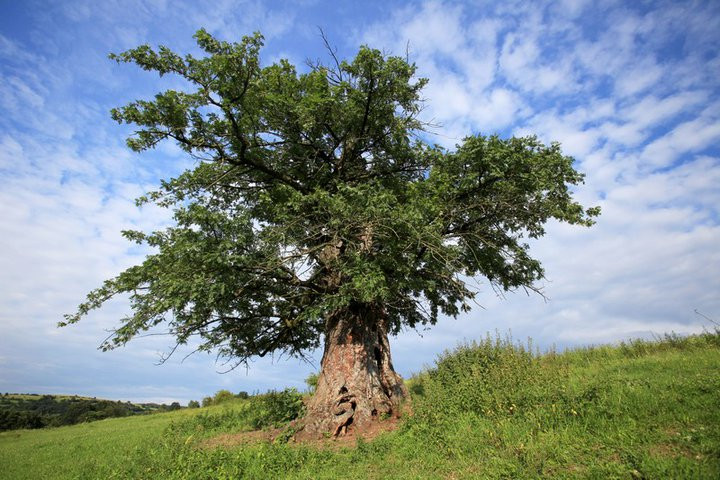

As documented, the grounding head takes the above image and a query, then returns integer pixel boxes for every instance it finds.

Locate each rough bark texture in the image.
[299,302,408,438]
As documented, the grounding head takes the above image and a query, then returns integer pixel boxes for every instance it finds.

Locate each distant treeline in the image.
[0,393,183,431]
[198,389,250,407]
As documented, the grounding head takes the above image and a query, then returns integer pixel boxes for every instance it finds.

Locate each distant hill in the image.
[0,393,183,431]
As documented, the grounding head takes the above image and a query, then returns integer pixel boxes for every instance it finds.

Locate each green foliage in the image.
[188,400,200,408]
[413,334,572,420]
[1,332,718,479]
[253,388,305,428]
[212,389,235,405]
[168,388,304,436]
[0,394,180,431]
[304,372,318,393]
[63,30,598,365]
[0,409,46,430]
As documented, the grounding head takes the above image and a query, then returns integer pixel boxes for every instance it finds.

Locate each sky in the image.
[0,0,718,405]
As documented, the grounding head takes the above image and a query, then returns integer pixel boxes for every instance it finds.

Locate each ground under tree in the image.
[63,30,599,438]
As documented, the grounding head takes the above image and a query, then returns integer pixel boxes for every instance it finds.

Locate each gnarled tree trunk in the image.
[299,302,407,438]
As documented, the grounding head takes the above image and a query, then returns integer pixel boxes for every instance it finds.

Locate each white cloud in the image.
[499,30,579,95]
[641,111,720,170]
[614,59,663,98]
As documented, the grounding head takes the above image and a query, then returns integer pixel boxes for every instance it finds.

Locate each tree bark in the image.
[298,302,407,438]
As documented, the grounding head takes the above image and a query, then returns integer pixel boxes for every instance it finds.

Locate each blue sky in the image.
[0,0,718,404]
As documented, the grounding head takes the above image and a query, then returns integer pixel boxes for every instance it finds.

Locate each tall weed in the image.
[167,388,304,438]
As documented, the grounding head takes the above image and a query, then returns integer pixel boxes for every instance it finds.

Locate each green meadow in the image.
[2,331,718,479]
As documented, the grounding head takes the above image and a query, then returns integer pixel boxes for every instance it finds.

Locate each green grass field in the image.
[2,331,719,479]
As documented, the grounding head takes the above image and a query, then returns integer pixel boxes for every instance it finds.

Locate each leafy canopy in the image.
[63,30,599,365]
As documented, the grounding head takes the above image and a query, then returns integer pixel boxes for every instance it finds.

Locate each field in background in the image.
[0,392,185,431]
[1,331,718,479]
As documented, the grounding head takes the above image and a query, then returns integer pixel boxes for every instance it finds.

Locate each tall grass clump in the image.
[411,334,584,422]
[565,327,720,364]
[168,388,304,439]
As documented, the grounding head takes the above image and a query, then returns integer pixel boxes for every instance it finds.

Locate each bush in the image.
[167,388,305,438]
[251,388,305,428]
[212,390,235,405]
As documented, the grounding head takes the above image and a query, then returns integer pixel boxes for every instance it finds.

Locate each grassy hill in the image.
[1,331,718,479]
[0,393,184,431]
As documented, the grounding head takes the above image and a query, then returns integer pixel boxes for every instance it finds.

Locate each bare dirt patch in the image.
[297,415,401,450]
[648,443,702,460]
[199,428,280,449]
[200,415,401,451]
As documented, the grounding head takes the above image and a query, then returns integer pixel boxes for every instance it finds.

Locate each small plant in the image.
[274,423,302,444]
[304,373,319,393]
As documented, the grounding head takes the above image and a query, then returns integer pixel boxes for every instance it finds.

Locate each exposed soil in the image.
[648,442,702,460]
[653,427,704,459]
[200,415,402,451]
[302,414,401,450]
[200,428,279,449]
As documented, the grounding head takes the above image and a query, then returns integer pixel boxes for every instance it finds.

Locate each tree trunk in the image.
[299,302,408,438]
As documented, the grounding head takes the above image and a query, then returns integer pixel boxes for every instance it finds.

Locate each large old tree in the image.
[64,31,598,437]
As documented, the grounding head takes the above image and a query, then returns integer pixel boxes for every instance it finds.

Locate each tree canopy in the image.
[63,30,599,369]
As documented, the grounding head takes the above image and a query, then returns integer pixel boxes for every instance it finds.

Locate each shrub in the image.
[253,388,305,428]
[212,390,235,405]
[167,388,305,438]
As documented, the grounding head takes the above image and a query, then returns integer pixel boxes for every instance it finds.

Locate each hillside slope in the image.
[1,331,718,479]
[0,393,184,431]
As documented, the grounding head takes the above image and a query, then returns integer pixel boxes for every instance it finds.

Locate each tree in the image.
[188,400,200,408]
[212,389,235,405]
[63,30,599,438]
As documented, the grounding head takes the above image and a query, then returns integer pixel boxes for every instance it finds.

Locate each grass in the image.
[0,407,187,478]
[1,330,718,479]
